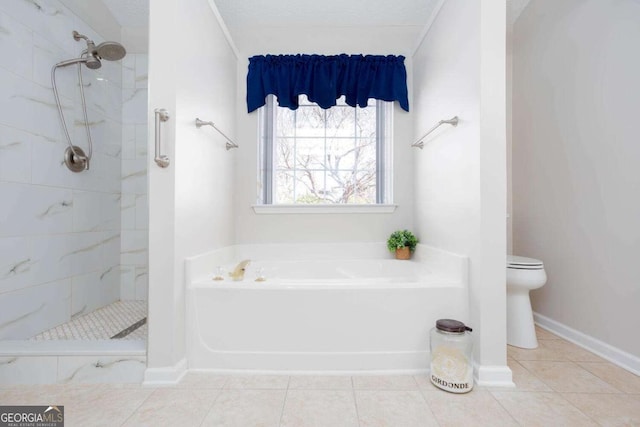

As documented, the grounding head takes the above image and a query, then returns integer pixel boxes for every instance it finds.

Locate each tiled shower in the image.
[0,1,148,341]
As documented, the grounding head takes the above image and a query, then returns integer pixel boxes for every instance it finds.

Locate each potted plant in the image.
[387,230,418,260]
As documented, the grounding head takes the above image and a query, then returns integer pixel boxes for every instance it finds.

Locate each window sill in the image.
[252,204,398,215]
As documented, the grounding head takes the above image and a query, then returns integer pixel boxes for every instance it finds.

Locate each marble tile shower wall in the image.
[120,53,148,301]
[0,1,123,339]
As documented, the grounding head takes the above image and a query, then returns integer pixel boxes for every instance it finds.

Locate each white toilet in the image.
[506,255,547,349]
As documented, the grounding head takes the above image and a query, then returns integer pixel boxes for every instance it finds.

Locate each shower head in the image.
[94,41,126,61]
[84,55,102,69]
[72,31,103,69]
[83,39,102,69]
[71,30,126,68]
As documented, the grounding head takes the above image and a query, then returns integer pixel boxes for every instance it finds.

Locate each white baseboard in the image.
[534,312,640,376]
[143,357,187,386]
[474,363,515,388]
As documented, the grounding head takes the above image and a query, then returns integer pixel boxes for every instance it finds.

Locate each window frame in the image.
[258,95,393,207]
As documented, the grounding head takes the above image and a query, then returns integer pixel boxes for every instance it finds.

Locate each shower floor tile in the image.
[30,300,147,341]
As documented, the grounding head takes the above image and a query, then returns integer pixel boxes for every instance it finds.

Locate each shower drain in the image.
[111,317,147,339]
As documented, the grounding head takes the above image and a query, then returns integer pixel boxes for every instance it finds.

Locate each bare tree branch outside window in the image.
[273,96,378,204]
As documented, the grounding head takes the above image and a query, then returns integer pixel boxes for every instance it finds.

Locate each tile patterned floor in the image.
[30,301,147,340]
[2,326,638,426]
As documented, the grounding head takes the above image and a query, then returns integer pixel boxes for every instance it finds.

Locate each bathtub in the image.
[185,243,468,373]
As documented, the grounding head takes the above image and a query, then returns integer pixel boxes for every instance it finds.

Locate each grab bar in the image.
[411,116,459,149]
[195,118,238,150]
[154,108,170,168]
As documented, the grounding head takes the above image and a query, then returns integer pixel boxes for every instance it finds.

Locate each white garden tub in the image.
[185,243,468,373]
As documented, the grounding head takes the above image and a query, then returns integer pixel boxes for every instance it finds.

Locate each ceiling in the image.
[101,0,149,27]
[212,0,437,30]
[96,0,532,33]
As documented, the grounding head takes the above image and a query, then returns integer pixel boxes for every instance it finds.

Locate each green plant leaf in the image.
[386,229,418,252]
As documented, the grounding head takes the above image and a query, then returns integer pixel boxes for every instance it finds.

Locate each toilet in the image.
[506,255,547,349]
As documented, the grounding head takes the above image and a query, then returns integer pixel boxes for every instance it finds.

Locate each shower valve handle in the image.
[154,108,170,168]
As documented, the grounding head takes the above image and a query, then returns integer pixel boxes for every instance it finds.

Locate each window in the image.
[258,95,392,205]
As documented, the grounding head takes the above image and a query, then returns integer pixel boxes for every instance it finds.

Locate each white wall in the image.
[0,1,123,338]
[513,0,640,358]
[233,27,417,245]
[147,0,237,370]
[413,1,508,382]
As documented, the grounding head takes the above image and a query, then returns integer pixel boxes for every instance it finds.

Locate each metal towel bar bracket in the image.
[195,118,238,150]
[411,116,459,149]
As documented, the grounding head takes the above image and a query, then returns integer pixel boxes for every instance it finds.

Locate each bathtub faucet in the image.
[230,259,250,281]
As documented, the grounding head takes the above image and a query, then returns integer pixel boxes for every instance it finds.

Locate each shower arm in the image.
[195,118,239,150]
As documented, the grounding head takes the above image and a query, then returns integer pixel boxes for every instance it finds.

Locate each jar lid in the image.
[436,319,473,333]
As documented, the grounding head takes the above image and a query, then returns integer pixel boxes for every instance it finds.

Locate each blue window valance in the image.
[246,54,409,113]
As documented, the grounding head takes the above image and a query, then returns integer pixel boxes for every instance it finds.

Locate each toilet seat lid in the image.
[507,255,544,269]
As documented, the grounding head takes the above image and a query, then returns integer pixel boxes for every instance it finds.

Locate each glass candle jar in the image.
[430,319,474,393]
